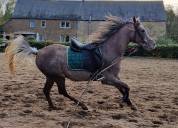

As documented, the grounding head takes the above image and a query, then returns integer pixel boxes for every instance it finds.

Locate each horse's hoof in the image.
[82,105,88,110]
[122,98,137,111]
[119,103,124,108]
[79,103,88,110]
[126,99,138,111]
[48,106,58,111]
[130,105,137,111]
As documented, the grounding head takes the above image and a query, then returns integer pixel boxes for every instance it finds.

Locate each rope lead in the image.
[66,47,138,128]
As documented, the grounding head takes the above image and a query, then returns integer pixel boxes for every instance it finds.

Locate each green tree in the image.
[166,8,178,42]
[0,0,15,26]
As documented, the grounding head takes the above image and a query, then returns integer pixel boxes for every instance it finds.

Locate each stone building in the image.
[3,0,166,43]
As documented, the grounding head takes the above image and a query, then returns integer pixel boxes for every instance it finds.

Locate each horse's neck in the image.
[101,28,130,63]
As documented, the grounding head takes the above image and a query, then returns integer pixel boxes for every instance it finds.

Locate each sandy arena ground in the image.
[0,53,178,128]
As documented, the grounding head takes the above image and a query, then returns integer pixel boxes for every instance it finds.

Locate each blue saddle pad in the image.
[67,48,98,72]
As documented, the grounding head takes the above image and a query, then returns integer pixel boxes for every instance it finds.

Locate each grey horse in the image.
[5,16,156,111]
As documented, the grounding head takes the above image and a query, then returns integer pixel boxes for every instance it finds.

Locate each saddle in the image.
[70,38,99,52]
[69,38,103,73]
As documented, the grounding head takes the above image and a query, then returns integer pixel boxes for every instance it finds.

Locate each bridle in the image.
[133,24,147,44]
[125,23,145,56]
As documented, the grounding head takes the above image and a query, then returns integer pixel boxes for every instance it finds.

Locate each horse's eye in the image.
[141,30,145,33]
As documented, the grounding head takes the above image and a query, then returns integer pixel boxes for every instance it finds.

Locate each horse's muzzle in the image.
[142,40,156,51]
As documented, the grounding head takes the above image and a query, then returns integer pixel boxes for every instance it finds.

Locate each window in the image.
[60,21,71,28]
[39,34,44,41]
[61,22,65,28]
[60,35,65,42]
[30,20,35,28]
[66,22,70,28]
[66,35,70,42]
[60,35,70,43]
[41,20,46,28]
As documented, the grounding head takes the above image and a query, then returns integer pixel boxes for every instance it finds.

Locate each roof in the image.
[12,0,166,22]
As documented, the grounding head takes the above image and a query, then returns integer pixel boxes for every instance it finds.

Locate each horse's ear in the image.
[133,16,140,27]
[137,17,141,23]
[133,16,137,24]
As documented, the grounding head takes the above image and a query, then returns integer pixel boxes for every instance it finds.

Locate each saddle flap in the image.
[67,47,103,73]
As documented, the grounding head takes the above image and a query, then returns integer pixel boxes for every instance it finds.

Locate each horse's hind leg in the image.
[56,77,88,110]
[101,76,137,110]
[43,78,56,110]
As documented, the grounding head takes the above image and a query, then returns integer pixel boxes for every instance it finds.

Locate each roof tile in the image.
[12,0,166,21]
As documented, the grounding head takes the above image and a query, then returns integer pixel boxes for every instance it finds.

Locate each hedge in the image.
[28,39,53,49]
[125,45,178,58]
[1,39,178,59]
[125,36,178,58]
[0,38,5,52]
[28,39,70,49]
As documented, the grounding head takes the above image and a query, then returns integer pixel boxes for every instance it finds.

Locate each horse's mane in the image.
[89,15,131,44]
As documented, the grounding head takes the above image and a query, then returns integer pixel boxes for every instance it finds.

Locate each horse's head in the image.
[131,17,156,51]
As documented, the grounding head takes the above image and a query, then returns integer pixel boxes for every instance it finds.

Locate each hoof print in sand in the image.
[112,113,127,120]
[0,113,8,118]
[61,121,84,128]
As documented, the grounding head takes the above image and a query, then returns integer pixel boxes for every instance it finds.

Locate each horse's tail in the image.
[5,35,38,75]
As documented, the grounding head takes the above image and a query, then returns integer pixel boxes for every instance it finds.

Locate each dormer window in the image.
[41,20,46,28]
[60,21,71,29]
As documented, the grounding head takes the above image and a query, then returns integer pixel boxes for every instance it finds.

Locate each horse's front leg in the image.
[101,75,137,110]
